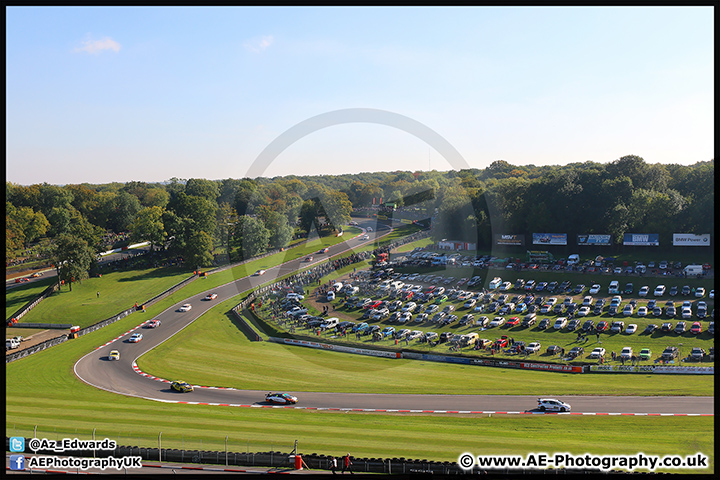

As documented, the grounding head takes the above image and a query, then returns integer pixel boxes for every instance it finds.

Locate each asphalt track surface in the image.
[74,221,714,416]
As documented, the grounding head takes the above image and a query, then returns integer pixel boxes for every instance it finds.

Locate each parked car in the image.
[625,324,637,334]
[610,321,625,333]
[654,285,666,296]
[620,347,633,360]
[567,346,584,358]
[553,317,568,330]
[689,347,706,361]
[546,345,561,355]
[638,286,649,297]
[639,348,652,360]
[526,342,541,353]
[537,318,550,330]
[661,346,679,360]
[690,322,702,334]
[644,324,658,334]
[674,321,686,334]
[589,347,606,359]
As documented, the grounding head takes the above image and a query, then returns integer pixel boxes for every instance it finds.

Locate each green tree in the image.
[184,229,215,269]
[229,216,269,261]
[131,206,166,250]
[51,233,95,291]
[263,210,293,250]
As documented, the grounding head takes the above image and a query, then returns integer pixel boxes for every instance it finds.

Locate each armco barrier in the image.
[269,337,401,358]
[5,335,69,363]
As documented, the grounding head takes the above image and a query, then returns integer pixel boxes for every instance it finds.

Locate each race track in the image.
[73,221,714,416]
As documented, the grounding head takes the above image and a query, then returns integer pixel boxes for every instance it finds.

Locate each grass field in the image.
[5,228,715,474]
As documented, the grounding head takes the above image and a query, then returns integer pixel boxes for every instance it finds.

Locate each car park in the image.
[266,392,298,404]
[171,381,194,393]
[129,333,143,343]
[108,350,120,360]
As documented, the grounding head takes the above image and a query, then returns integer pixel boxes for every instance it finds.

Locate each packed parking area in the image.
[257,256,714,366]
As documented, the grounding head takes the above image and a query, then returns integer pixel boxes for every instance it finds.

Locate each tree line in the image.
[6,155,713,287]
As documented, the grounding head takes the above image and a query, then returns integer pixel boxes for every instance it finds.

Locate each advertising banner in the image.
[495,234,524,246]
[520,362,584,373]
[673,234,711,246]
[532,233,567,245]
[623,233,659,246]
[577,234,612,246]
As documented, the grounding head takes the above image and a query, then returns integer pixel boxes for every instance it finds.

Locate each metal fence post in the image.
[158,432,162,462]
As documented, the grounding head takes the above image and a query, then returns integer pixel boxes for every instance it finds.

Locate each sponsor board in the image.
[532,233,567,245]
[577,234,612,246]
[673,233,711,246]
[520,362,584,373]
[495,234,525,246]
[623,233,659,246]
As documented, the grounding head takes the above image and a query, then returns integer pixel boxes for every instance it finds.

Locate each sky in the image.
[6,6,714,185]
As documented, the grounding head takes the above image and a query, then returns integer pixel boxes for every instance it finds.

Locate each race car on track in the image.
[129,333,143,343]
[265,392,298,405]
[204,293,218,301]
[171,381,194,393]
[253,270,266,276]
[108,350,120,360]
[146,319,161,328]
[537,398,571,412]
[178,304,192,312]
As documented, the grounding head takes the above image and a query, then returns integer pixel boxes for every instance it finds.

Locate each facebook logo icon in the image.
[10,455,25,471]
[10,436,25,452]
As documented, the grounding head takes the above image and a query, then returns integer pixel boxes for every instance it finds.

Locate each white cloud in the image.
[74,36,121,54]
[243,35,273,53]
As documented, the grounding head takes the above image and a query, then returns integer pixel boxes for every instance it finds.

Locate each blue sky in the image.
[6,6,714,185]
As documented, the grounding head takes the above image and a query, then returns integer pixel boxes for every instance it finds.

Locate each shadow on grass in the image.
[116,266,190,282]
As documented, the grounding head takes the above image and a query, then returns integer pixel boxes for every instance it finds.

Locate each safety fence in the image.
[4,335,69,363]
[5,431,466,475]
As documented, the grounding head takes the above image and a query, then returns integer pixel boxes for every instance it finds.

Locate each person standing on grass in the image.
[342,454,353,474]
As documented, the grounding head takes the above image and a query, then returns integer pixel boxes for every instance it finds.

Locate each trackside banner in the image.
[269,337,400,358]
[673,233,711,246]
[520,362,583,373]
[589,365,714,374]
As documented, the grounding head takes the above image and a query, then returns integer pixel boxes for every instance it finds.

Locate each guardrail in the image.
[5,335,69,363]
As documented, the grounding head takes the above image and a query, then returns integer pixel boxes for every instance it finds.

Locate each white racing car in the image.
[265,392,298,405]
